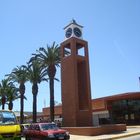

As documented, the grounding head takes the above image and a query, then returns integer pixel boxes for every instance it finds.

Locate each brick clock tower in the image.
[60,20,93,127]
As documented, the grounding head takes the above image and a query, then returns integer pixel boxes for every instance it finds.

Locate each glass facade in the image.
[109,99,140,125]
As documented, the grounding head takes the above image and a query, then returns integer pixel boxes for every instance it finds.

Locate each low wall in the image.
[63,124,126,136]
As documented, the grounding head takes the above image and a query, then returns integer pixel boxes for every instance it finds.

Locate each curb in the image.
[98,131,140,140]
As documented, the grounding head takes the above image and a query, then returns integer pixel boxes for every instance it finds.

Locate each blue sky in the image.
[0,0,140,112]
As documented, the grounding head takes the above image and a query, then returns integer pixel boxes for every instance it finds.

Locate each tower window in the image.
[77,47,85,56]
[63,43,71,57]
[76,43,85,56]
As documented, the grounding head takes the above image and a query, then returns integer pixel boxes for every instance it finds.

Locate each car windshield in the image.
[0,111,16,125]
[40,123,58,130]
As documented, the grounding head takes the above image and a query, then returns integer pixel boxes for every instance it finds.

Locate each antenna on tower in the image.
[139,77,140,88]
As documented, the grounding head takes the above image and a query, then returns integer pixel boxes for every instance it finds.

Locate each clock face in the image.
[74,27,82,37]
[65,28,72,38]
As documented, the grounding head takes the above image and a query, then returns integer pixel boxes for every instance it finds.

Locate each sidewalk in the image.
[70,126,140,140]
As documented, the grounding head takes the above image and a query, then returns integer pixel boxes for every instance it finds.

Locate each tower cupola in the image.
[64,19,83,40]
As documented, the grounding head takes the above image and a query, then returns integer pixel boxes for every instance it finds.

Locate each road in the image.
[118,134,140,140]
[21,135,140,140]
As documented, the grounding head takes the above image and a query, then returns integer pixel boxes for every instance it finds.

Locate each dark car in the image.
[21,123,31,136]
[21,123,30,130]
[23,122,70,140]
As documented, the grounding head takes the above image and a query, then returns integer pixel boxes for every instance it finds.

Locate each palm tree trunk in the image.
[20,84,25,124]
[20,93,24,124]
[2,104,5,110]
[2,96,6,110]
[32,83,38,123]
[33,94,37,123]
[50,78,54,122]
[8,101,13,110]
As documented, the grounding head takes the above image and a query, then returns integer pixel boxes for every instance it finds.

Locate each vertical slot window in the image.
[76,43,85,56]
[63,43,71,57]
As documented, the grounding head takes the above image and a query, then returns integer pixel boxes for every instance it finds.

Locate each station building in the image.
[43,91,140,126]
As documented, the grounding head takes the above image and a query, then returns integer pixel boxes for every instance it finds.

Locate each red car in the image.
[23,122,70,140]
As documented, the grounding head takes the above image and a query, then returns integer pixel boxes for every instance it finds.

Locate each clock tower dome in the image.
[64,19,83,40]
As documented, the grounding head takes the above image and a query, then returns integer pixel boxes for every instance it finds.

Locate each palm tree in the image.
[33,42,60,122]
[6,83,20,110]
[25,59,47,123]
[6,66,28,124]
[0,78,11,110]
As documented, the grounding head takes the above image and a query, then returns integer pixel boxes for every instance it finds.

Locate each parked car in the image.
[0,110,21,140]
[21,123,30,130]
[21,123,30,136]
[23,122,70,140]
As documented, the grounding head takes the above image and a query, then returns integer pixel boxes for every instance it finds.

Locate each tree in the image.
[6,66,28,124]
[0,78,11,110]
[33,42,60,122]
[25,59,47,123]
[6,83,20,110]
